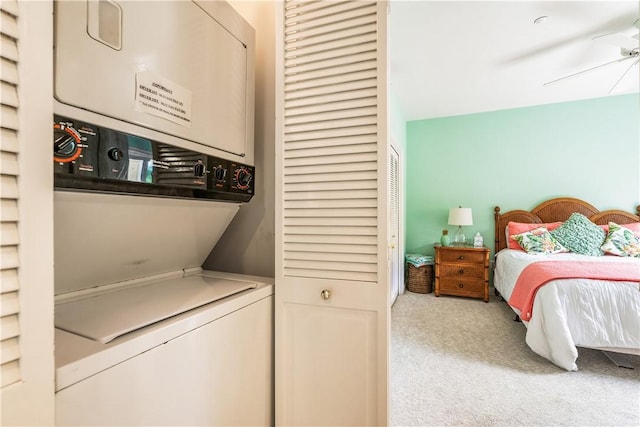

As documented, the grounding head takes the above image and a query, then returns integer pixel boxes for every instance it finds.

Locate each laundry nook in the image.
[50,1,272,424]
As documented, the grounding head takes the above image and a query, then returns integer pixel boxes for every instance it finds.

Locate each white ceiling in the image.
[389,1,640,121]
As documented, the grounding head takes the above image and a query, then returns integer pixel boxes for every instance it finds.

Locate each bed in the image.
[493,197,640,371]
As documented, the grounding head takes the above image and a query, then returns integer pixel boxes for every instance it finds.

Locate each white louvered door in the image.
[275,1,389,425]
[1,1,54,424]
[389,146,399,304]
[1,0,21,390]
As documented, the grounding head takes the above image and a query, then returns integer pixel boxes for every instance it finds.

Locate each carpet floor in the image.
[390,291,640,426]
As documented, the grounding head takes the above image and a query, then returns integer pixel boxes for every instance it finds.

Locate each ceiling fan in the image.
[544,19,640,94]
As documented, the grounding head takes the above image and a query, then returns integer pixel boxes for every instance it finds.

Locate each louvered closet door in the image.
[1,0,21,390]
[389,147,400,304]
[1,1,54,424]
[275,1,389,425]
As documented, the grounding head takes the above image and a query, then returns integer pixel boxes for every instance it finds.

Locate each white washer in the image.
[53,193,273,426]
[55,270,273,426]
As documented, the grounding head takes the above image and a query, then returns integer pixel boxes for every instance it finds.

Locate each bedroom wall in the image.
[405,93,640,259]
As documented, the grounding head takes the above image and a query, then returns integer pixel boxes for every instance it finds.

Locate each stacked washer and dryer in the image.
[51,1,273,425]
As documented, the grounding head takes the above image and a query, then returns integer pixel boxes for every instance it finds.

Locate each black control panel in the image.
[53,115,254,202]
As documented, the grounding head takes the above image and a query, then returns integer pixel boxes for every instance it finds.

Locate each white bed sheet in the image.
[494,249,640,371]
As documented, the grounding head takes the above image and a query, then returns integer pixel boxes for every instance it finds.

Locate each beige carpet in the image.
[390,291,640,426]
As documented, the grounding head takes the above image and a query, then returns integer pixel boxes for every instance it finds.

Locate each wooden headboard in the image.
[494,197,640,253]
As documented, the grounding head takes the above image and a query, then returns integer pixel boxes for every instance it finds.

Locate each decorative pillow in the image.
[599,222,640,234]
[550,212,606,256]
[507,221,563,250]
[601,222,640,258]
[511,227,568,254]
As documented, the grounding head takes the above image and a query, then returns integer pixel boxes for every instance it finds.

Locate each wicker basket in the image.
[406,263,434,294]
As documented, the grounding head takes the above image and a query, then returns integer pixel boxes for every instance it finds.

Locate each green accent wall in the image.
[405,94,640,258]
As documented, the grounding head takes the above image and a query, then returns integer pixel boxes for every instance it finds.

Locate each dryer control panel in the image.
[53,115,254,202]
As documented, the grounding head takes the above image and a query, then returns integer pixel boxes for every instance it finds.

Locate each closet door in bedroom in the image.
[389,146,400,304]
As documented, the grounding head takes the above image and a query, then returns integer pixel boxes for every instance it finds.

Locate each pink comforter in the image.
[509,260,640,321]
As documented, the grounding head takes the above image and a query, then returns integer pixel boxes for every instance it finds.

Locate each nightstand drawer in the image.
[440,264,485,279]
[439,250,486,264]
[440,277,485,294]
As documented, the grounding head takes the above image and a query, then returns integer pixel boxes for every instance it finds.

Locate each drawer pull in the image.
[458,283,464,289]
[458,256,464,260]
[458,269,464,275]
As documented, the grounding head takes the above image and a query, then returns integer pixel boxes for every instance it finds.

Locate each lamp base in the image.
[453,227,466,245]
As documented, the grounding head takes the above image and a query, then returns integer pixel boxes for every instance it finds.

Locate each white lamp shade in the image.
[448,207,473,226]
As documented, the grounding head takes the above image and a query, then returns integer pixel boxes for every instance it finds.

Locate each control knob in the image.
[213,166,226,181]
[53,122,82,163]
[234,166,252,191]
[193,160,206,178]
[108,147,124,161]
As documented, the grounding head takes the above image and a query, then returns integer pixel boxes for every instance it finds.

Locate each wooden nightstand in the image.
[434,244,490,302]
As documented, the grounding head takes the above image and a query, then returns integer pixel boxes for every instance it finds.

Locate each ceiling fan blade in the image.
[544,56,635,86]
[502,14,639,65]
[608,58,639,94]
[593,33,639,51]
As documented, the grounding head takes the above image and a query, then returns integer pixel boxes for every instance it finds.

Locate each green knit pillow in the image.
[550,212,606,256]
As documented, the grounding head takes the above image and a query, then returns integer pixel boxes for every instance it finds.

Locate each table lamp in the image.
[448,206,473,245]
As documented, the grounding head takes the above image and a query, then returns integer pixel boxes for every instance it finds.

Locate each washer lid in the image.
[55,275,256,343]
[54,191,242,295]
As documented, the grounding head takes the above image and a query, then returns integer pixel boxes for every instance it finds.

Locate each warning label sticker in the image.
[135,71,192,128]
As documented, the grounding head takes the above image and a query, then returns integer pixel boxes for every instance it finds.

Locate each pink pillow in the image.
[507,221,563,250]
[621,222,640,234]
